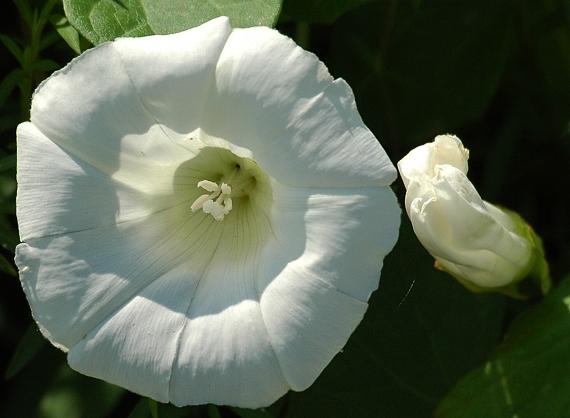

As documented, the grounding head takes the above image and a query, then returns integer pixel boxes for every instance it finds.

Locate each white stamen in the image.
[191,180,233,221]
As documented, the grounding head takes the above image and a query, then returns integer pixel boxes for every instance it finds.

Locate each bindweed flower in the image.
[398,134,548,295]
[15,17,400,408]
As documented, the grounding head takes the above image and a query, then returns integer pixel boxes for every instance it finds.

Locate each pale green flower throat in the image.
[189,148,269,221]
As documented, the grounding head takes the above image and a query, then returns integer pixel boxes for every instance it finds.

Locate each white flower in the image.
[16,17,400,408]
[397,134,533,289]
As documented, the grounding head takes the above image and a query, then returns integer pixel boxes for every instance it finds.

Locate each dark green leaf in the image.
[208,404,221,418]
[127,398,151,418]
[0,35,24,67]
[38,27,69,52]
[0,251,16,276]
[11,0,33,26]
[231,406,275,418]
[280,0,374,24]
[329,1,514,146]
[436,275,570,418]
[0,154,16,173]
[0,70,24,108]
[0,220,21,252]
[0,114,20,135]
[285,219,505,418]
[63,0,282,45]
[149,398,158,418]
[5,323,47,380]
[31,59,59,73]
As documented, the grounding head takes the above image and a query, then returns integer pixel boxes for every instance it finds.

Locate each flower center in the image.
[187,148,268,222]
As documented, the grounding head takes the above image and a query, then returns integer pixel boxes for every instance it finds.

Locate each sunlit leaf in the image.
[63,0,282,45]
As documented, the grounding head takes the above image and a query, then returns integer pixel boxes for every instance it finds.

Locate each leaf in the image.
[329,0,515,145]
[0,220,22,252]
[230,406,275,418]
[49,13,82,54]
[5,323,48,380]
[0,251,16,275]
[32,59,60,73]
[0,35,24,66]
[63,0,283,45]
[127,398,151,418]
[285,219,505,418]
[0,69,24,108]
[11,0,33,26]
[280,0,374,24]
[435,275,570,418]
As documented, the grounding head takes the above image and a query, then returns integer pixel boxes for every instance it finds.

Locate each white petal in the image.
[259,265,368,391]
[169,276,289,408]
[16,122,177,241]
[398,134,469,188]
[200,27,396,188]
[16,203,210,349]
[28,31,213,190]
[250,183,399,390]
[409,166,531,286]
[266,183,400,301]
[112,17,231,143]
[67,265,198,402]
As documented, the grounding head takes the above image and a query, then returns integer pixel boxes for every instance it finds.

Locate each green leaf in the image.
[435,275,570,418]
[329,0,515,145]
[49,13,82,54]
[32,59,60,73]
[280,0,374,24]
[0,220,21,252]
[208,404,221,418]
[127,398,151,418]
[0,35,24,67]
[0,252,16,275]
[0,69,24,108]
[285,219,505,418]
[11,0,33,26]
[63,0,283,45]
[5,323,48,380]
[0,114,20,135]
[148,398,159,418]
[230,406,275,418]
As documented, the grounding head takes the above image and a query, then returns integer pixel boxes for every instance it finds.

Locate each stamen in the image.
[191,180,233,221]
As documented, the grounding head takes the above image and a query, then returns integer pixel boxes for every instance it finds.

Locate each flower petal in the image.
[266,183,400,301]
[409,165,531,287]
[15,201,212,350]
[112,17,231,144]
[199,26,396,188]
[169,276,289,408]
[27,20,232,190]
[16,122,178,241]
[259,264,368,391]
[67,264,199,403]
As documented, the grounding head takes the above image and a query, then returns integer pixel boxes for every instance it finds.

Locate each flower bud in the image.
[398,134,548,295]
